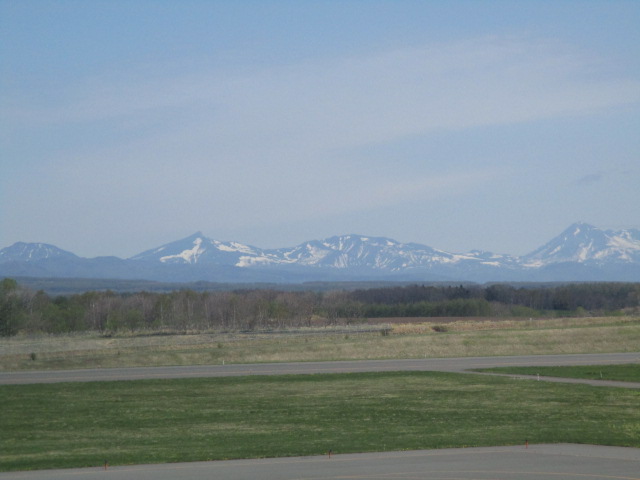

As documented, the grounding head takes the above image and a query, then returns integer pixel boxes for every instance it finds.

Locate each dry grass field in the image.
[1,316,638,371]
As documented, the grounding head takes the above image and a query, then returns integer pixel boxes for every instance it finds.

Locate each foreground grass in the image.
[2,316,639,371]
[478,364,640,383]
[1,371,639,471]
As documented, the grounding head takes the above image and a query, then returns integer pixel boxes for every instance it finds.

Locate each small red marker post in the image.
[525,439,528,449]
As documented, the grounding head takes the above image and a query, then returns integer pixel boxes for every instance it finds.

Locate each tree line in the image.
[1,278,638,336]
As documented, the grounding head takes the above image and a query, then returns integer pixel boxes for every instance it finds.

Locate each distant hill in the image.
[2,223,639,283]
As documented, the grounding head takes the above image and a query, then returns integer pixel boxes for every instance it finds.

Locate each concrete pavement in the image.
[2,444,639,480]
[1,352,639,385]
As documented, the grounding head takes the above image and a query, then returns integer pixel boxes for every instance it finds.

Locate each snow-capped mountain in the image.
[274,235,449,269]
[1,223,639,282]
[129,232,276,266]
[522,222,640,267]
[127,232,520,274]
[272,235,519,273]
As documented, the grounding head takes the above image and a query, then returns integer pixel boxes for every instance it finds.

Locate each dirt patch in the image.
[353,317,541,325]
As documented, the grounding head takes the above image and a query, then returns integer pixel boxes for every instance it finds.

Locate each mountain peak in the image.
[566,222,598,235]
[129,232,265,265]
[523,223,640,266]
[0,242,78,263]
[174,231,207,244]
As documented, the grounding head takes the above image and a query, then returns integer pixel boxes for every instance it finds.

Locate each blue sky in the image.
[1,0,639,258]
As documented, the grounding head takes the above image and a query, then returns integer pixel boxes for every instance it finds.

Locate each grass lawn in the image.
[476,363,640,383]
[1,371,639,472]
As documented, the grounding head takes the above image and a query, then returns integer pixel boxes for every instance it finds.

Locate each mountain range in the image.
[1,222,639,283]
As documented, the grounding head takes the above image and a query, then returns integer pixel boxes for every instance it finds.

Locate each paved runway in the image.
[2,444,639,480]
[1,352,639,386]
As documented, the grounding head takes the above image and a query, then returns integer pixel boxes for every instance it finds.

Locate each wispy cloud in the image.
[574,167,639,187]
[8,35,640,145]
[575,172,606,185]
[7,35,639,176]
[3,33,639,253]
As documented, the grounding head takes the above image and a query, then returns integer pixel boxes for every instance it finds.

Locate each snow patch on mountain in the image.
[160,237,205,264]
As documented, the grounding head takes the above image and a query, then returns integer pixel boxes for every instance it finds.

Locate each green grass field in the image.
[477,363,640,382]
[1,371,639,472]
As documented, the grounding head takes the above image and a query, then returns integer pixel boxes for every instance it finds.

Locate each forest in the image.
[1,278,639,336]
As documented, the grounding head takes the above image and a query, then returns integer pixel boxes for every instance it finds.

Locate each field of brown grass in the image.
[1,316,638,371]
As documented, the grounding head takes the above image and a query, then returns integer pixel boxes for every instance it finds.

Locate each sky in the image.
[1,0,639,259]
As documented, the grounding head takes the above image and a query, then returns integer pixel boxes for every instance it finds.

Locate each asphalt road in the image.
[1,352,639,386]
[3,444,639,480]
